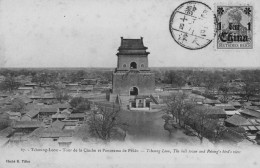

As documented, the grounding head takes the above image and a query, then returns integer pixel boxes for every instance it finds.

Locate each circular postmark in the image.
[169,1,216,50]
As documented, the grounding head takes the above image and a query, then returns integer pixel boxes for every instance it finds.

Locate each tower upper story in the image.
[115,37,150,72]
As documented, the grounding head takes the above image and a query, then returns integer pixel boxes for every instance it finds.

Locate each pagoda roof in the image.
[118,37,147,50]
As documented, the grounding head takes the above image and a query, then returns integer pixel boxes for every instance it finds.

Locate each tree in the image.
[70,97,90,113]
[165,93,185,125]
[69,70,85,83]
[74,102,90,113]
[218,84,229,103]
[31,73,49,86]
[183,106,225,144]
[165,93,194,125]
[164,93,195,137]
[242,83,259,101]
[164,71,186,88]
[203,72,223,94]
[186,107,209,143]
[54,88,70,103]
[10,98,26,112]
[240,70,260,101]
[87,103,126,141]
[164,93,225,144]
[0,113,10,130]
[0,76,20,92]
[70,97,85,108]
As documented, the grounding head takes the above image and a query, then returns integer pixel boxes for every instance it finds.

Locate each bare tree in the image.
[183,106,225,144]
[187,107,209,143]
[165,93,186,125]
[165,93,195,125]
[163,93,195,137]
[87,103,126,141]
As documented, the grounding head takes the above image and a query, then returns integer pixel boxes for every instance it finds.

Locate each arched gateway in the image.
[130,87,138,96]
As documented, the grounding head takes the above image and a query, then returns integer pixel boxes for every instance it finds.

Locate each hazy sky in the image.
[0,0,259,68]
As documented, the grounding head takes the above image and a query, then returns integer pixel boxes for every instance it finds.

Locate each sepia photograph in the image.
[0,0,259,167]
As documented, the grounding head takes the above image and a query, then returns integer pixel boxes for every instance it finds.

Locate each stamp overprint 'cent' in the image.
[217,6,253,49]
[169,1,216,50]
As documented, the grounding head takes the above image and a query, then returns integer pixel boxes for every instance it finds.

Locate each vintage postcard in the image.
[0,0,259,168]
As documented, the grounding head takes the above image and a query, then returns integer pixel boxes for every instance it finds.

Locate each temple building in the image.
[112,37,155,96]
[111,37,157,110]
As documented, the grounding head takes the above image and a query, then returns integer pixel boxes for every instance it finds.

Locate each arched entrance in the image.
[130,62,137,69]
[130,87,138,95]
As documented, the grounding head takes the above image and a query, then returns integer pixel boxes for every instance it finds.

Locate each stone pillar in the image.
[129,101,132,109]
[136,99,139,108]
[143,99,146,108]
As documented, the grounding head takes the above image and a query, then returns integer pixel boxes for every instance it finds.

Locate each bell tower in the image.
[112,37,155,95]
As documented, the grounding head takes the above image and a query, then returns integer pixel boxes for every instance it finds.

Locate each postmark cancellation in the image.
[169,1,216,50]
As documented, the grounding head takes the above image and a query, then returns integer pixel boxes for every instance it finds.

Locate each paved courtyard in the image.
[120,110,203,145]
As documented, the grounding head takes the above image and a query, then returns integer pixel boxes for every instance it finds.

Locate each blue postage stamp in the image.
[217,6,253,49]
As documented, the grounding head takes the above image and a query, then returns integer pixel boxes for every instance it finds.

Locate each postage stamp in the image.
[216,6,253,49]
[169,1,216,50]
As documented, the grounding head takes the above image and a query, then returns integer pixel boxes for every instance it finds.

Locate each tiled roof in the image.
[28,127,45,138]
[50,120,65,130]
[225,115,251,126]
[244,106,260,111]
[243,102,252,106]
[215,104,236,110]
[228,101,241,106]
[61,109,72,114]
[39,108,58,113]
[6,111,21,117]
[252,102,260,106]
[18,87,33,90]
[24,110,39,118]
[51,103,72,109]
[240,109,260,118]
[0,127,14,137]
[135,95,150,99]
[52,113,68,119]
[57,137,73,142]
[24,83,37,86]
[221,127,245,143]
[63,121,78,126]
[40,131,73,138]
[192,106,226,115]
[203,99,221,104]
[69,113,85,119]
[13,121,41,128]
[119,38,146,50]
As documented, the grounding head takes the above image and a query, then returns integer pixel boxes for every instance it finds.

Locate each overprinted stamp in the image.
[217,6,253,49]
[169,1,216,50]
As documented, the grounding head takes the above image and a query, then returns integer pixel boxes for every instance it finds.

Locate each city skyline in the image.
[0,0,259,68]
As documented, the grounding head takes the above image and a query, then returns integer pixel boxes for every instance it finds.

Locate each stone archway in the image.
[130,62,137,69]
[130,87,138,95]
